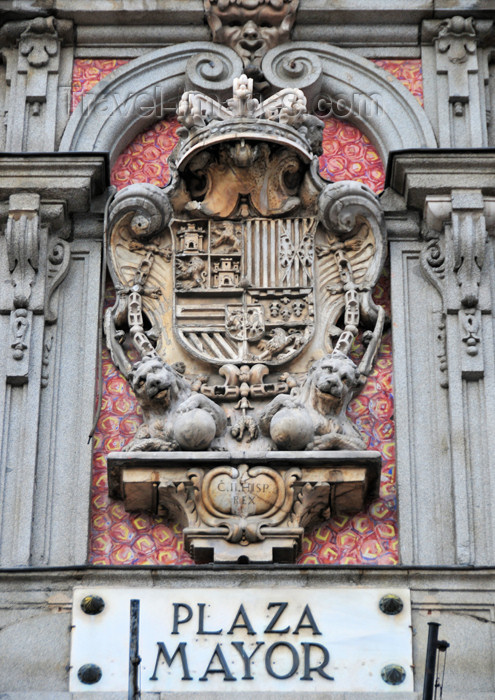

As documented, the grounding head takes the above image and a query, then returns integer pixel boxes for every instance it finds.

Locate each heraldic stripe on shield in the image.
[174,217,317,365]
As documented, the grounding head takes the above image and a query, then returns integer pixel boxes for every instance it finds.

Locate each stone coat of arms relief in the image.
[106,74,387,563]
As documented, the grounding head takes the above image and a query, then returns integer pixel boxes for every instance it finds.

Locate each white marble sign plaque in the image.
[70,586,412,693]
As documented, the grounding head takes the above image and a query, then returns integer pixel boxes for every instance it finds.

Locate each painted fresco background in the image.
[73,58,423,565]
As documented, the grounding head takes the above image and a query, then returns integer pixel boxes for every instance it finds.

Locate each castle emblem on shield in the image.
[173,217,316,365]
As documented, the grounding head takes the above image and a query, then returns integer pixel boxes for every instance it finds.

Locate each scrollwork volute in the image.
[185,50,244,95]
[262,46,323,102]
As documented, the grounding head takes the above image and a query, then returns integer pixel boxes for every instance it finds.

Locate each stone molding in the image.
[421,16,494,148]
[72,23,422,60]
[0,154,108,212]
[388,150,495,567]
[0,155,107,568]
[387,150,495,208]
[60,41,436,166]
[0,16,74,152]
[12,0,495,25]
[60,42,243,165]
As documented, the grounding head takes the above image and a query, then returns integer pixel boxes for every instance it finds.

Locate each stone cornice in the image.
[2,566,495,591]
[0,154,108,213]
[5,0,495,27]
[387,150,495,209]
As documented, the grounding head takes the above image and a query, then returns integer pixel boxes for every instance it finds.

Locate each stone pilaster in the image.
[387,151,495,566]
[0,155,107,567]
[0,17,74,152]
[422,16,493,148]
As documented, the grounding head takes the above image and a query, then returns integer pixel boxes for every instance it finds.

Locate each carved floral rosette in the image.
[105,75,387,563]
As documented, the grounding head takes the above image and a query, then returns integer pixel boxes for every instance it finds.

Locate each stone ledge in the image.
[0,570,494,699]
[0,692,422,699]
[387,149,495,209]
[107,450,381,564]
[0,154,108,213]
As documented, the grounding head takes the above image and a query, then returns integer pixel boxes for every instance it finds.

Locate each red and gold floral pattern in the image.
[319,119,385,193]
[111,119,179,191]
[71,59,129,112]
[373,59,424,106]
[75,57,424,566]
[90,301,194,565]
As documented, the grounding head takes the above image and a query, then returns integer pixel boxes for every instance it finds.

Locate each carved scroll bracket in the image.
[2,193,72,385]
[422,192,495,382]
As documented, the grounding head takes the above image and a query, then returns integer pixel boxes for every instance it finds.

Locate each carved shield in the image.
[173,217,317,365]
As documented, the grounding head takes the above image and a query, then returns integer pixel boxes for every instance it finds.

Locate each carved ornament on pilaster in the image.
[6,193,40,310]
[422,191,495,382]
[45,238,71,325]
[420,221,446,298]
[18,16,60,68]
[0,16,73,151]
[420,221,448,386]
[4,194,40,385]
[436,16,477,64]
[422,16,493,144]
[0,16,73,64]
[1,194,73,385]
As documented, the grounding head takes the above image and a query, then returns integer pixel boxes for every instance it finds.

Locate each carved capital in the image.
[0,17,73,150]
[3,195,72,385]
[422,16,492,50]
[422,16,492,145]
[19,17,60,68]
[0,155,105,391]
[0,16,73,57]
[436,16,477,64]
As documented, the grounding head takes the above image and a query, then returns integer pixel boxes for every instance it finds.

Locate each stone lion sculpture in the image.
[125,354,227,452]
[259,350,366,451]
